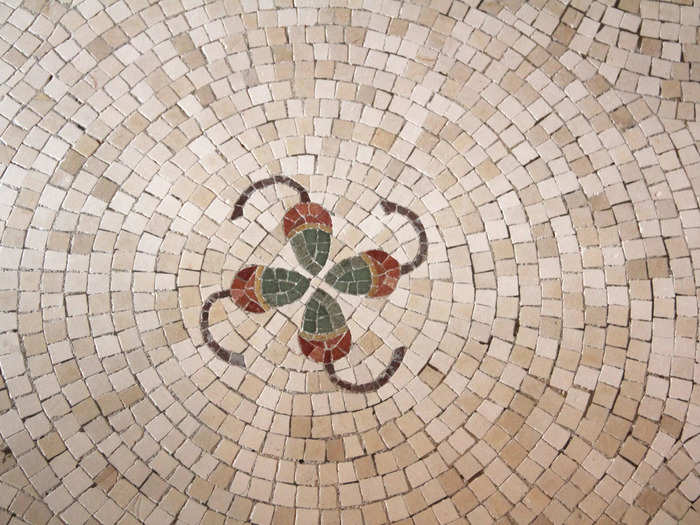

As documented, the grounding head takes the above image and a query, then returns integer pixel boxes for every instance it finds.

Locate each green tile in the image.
[324,256,372,295]
[303,289,346,335]
[290,229,331,275]
[260,267,310,307]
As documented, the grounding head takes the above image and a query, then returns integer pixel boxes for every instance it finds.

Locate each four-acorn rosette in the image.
[201,176,427,391]
[230,202,402,364]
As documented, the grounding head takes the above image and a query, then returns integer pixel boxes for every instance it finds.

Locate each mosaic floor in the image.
[1,0,700,523]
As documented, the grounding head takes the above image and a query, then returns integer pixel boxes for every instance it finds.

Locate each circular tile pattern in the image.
[0,1,699,524]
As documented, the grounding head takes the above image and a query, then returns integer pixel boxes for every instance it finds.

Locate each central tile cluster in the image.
[228,183,403,366]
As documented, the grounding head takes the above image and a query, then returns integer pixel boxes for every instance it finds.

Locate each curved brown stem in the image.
[380,200,428,275]
[200,290,246,367]
[324,346,405,392]
[231,175,310,220]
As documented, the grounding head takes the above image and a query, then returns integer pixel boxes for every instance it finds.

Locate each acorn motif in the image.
[298,289,351,363]
[210,174,425,390]
[324,250,401,297]
[231,265,310,313]
[283,202,332,276]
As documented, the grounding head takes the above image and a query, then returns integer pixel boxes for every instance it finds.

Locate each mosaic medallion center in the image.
[199,176,428,392]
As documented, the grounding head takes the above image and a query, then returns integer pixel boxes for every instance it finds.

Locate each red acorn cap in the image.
[283,202,332,238]
[230,265,268,313]
[364,250,401,297]
[298,329,351,363]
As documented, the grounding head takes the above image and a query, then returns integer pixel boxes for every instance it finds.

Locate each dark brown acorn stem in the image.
[231,175,310,220]
[380,200,428,275]
[200,289,246,367]
[324,346,405,392]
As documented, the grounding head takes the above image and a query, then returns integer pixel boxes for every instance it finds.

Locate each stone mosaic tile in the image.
[0,0,699,523]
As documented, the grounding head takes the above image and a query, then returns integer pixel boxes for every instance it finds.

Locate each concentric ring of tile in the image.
[479,0,700,120]
[0,0,699,524]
